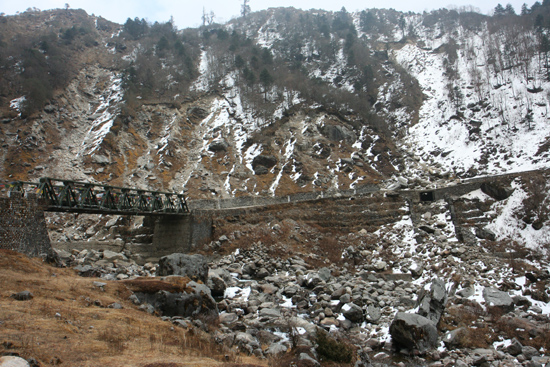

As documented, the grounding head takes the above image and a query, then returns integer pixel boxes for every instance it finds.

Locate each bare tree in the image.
[202,8,215,26]
[241,0,251,18]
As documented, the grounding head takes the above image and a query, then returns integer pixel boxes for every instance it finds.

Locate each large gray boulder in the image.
[480,181,514,201]
[482,287,514,312]
[418,278,448,323]
[390,312,438,354]
[125,277,218,319]
[321,124,357,143]
[252,155,277,173]
[157,253,208,283]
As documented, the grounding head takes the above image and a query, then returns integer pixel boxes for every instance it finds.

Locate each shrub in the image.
[315,331,353,363]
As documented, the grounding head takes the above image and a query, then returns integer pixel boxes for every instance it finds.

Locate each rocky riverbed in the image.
[51,235,550,367]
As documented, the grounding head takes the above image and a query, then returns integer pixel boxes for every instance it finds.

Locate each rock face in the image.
[157,253,209,283]
[389,312,438,354]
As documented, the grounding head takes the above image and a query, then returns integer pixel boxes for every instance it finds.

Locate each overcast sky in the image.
[2,0,534,29]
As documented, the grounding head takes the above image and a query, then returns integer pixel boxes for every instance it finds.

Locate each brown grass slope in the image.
[0,249,265,367]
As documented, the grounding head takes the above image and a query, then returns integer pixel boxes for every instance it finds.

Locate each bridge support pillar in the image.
[0,195,52,257]
[152,213,212,255]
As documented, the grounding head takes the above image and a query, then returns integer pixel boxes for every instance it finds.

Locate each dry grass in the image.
[0,249,267,367]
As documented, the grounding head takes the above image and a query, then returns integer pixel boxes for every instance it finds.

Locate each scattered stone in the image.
[389,312,438,354]
[366,305,382,323]
[373,261,387,271]
[342,303,364,323]
[0,356,30,367]
[265,342,288,355]
[219,312,239,326]
[443,327,467,349]
[11,291,33,301]
[522,345,540,360]
[506,338,523,356]
[102,250,126,261]
[299,353,320,366]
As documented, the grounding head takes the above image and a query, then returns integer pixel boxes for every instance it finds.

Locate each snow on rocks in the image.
[55,190,550,365]
[78,73,124,156]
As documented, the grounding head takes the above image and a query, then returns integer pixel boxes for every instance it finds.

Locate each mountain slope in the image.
[1,6,550,199]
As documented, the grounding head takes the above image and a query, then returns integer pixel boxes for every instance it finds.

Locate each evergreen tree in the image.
[521,3,530,15]
[494,3,506,16]
[259,68,273,101]
[241,0,251,18]
[235,55,245,69]
[505,4,516,15]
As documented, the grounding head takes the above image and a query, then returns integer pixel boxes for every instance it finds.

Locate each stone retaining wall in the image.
[0,195,51,256]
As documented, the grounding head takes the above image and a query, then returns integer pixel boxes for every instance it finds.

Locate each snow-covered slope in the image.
[393,16,550,181]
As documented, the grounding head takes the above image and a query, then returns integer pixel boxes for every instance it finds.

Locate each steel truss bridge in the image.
[3,178,189,216]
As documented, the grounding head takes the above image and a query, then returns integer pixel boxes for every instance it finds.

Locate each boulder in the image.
[207,273,227,298]
[443,327,467,349]
[259,308,281,318]
[522,346,540,360]
[92,154,110,165]
[317,267,332,282]
[208,139,229,152]
[373,261,387,271]
[235,332,260,354]
[252,155,277,170]
[417,278,447,323]
[480,182,514,201]
[475,227,496,241]
[389,312,438,354]
[321,124,357,144]
[265,342,288,356]
[410,262,424,278]
[124,277,218,318]
[0,356,30,367]
[482,287,514,312]
[11,291,33,301]
[366,305,382,323]
[219,312,239,326]
[300,353,321,366]
[157,253,208,283]
[342,303,364,323]
[506,338,523,356]
[102,250,126,261]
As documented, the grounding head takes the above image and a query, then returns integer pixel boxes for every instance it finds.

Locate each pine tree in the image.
[241,0,251,18]
[494,3,506,16]
[259,68,273,101]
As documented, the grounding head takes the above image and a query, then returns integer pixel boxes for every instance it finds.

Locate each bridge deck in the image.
[3,177,189,216]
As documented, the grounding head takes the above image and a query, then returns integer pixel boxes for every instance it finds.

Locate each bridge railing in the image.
[2,178,189,215]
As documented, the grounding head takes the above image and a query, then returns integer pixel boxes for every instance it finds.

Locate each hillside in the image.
[3,4,550,366]
[0,249,265,366]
